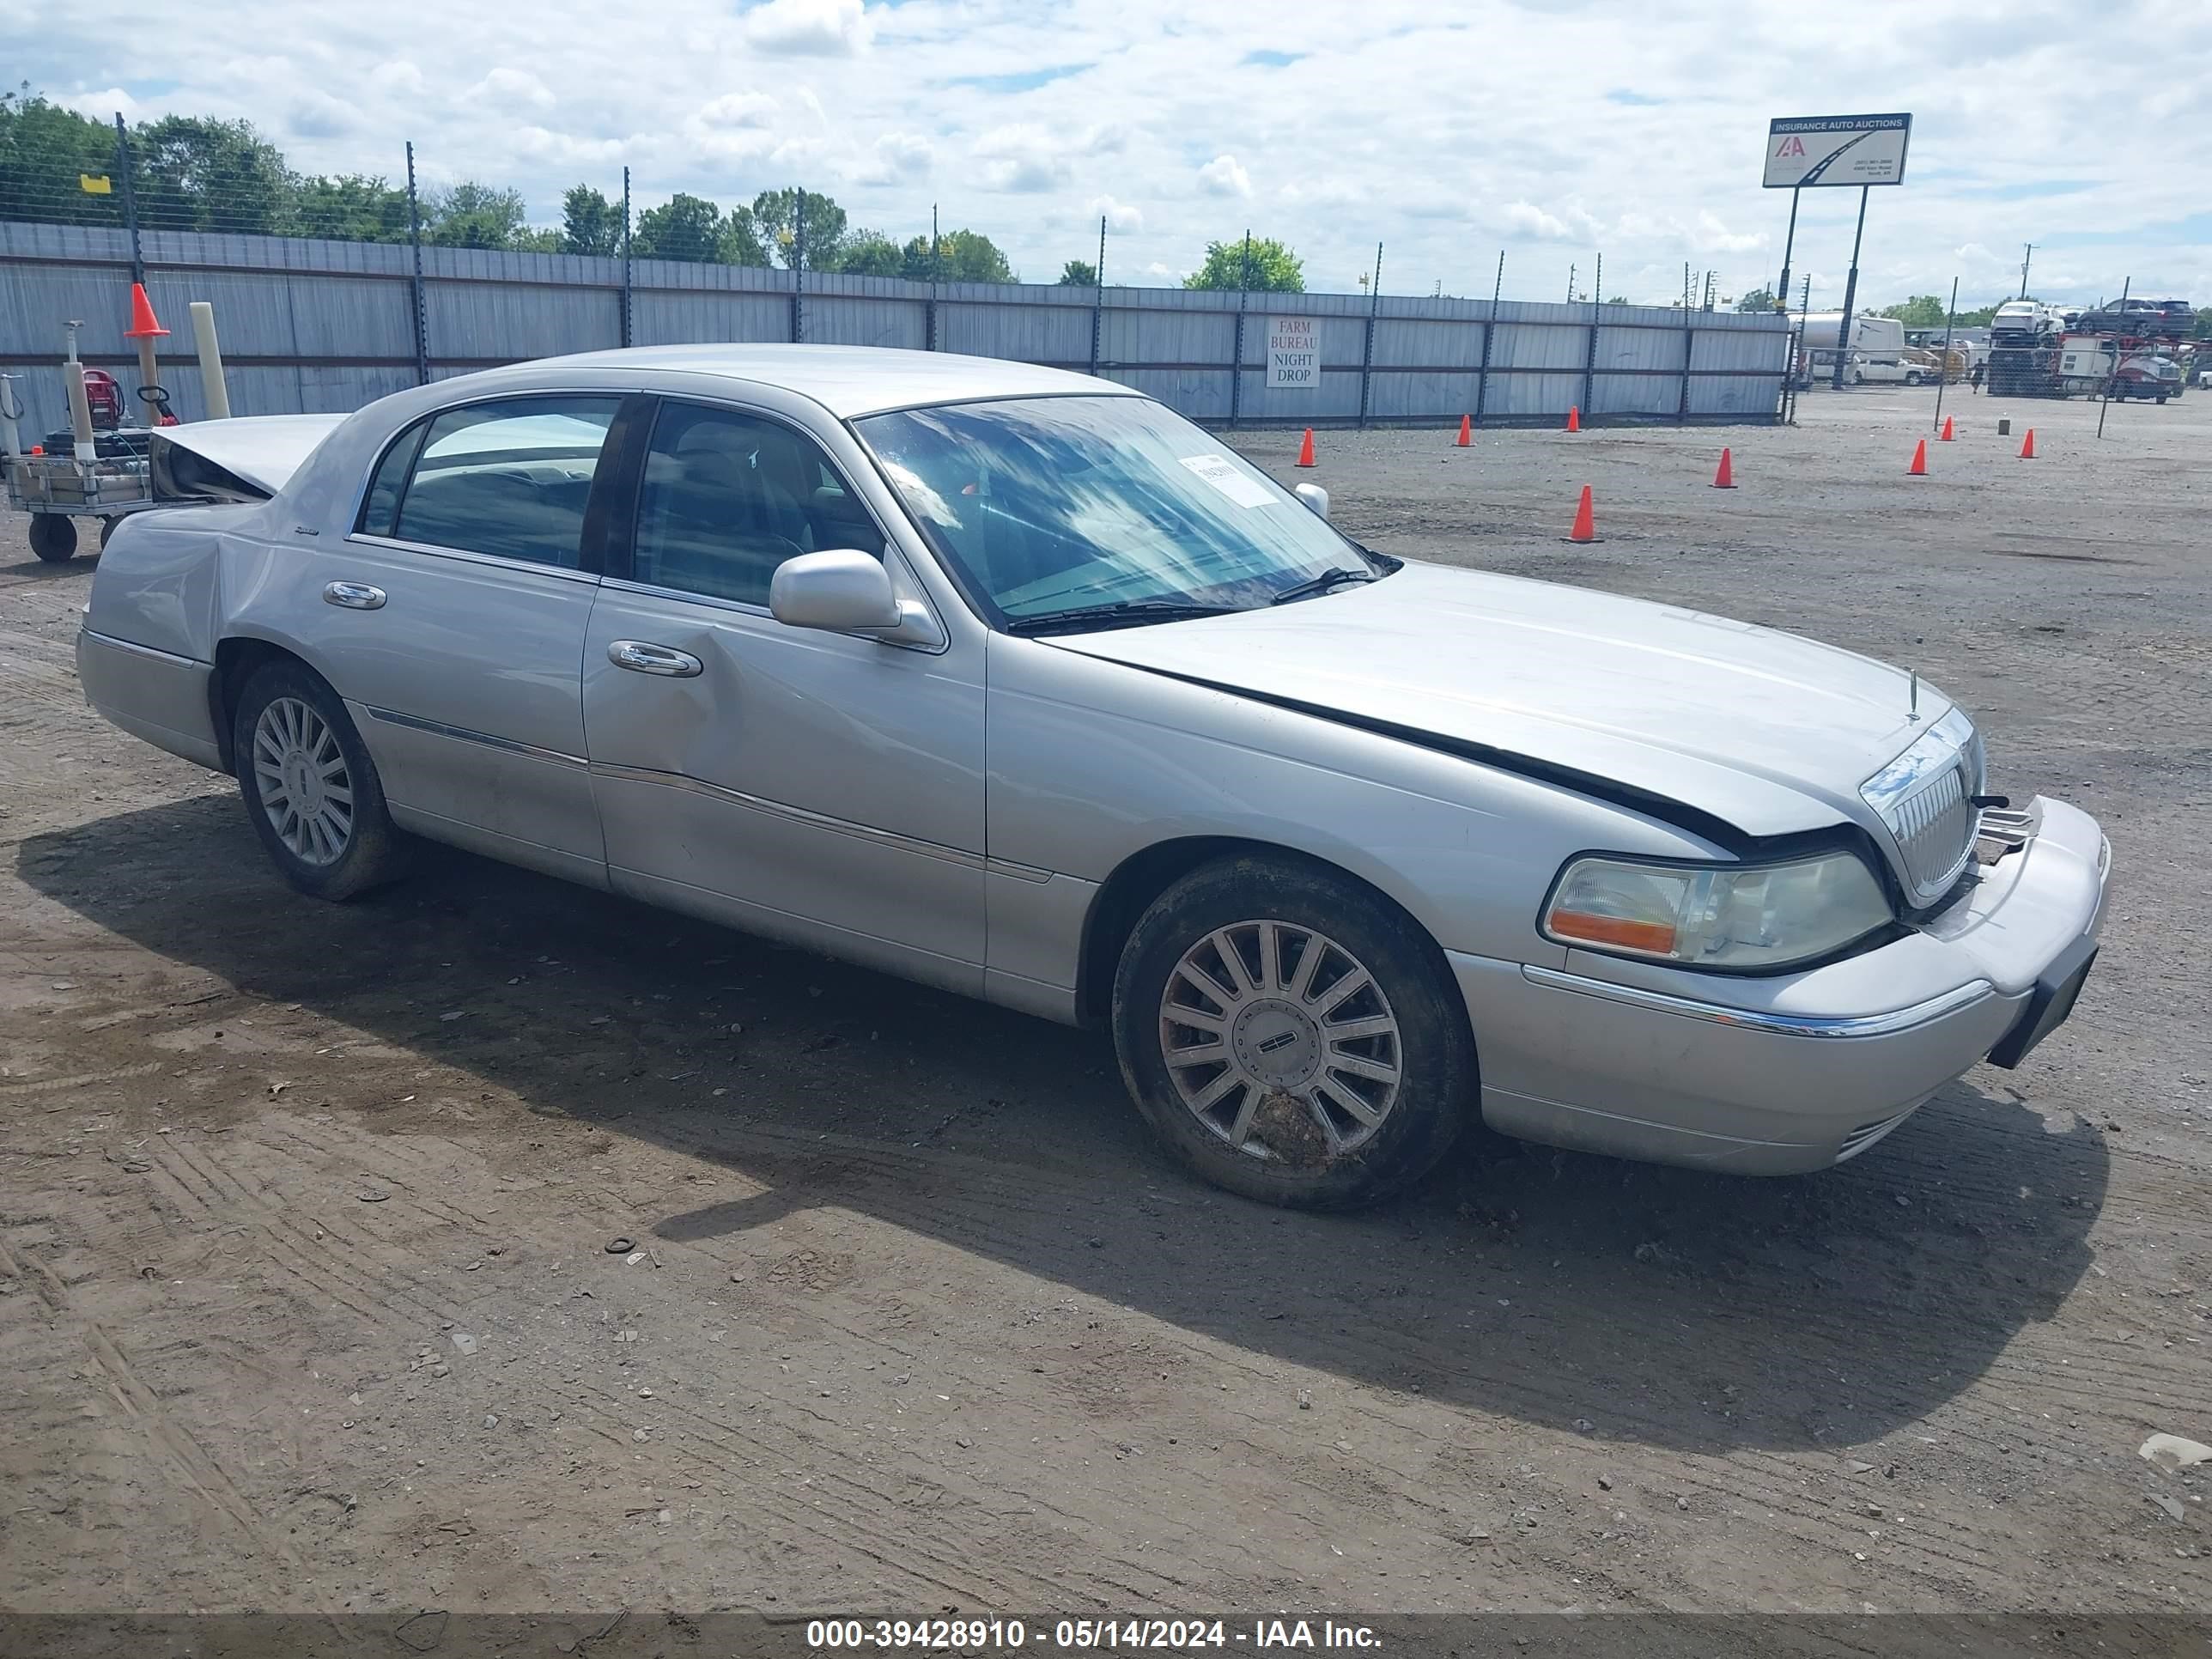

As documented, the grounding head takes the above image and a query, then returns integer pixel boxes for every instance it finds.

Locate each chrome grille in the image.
[1887,763,1976,899]
[1862,707,1983,906]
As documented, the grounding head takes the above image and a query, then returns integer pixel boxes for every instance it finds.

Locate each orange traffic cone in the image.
[1711,447,1735,489]
[1455,414,1472,447]
[1565,405,1582,434]
[2019,428,2036,459]
[1908,438,1929,477]
[1565,485,1598,543]
[1939,415,1955,441]
[1296,428,1316,468]
[124,282,167,338]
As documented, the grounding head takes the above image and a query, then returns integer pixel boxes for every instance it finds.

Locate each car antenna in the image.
[1909,670,1921,723]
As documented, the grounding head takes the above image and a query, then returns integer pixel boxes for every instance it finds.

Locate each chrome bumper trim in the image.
[1520,964,1995,1039]
[81,627,205,670]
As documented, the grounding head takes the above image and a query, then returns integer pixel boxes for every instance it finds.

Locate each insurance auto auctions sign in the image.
[1764,113,1912,188]
[1267,318,1320,389]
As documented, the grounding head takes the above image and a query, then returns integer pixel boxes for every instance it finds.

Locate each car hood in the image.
[1046,560,1943,841]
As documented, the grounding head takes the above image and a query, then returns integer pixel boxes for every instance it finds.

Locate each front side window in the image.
[855,395,1375,629]
[386,396,620,568]
[629,402,878,606]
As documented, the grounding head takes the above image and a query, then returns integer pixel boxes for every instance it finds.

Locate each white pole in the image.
[65,360,98,463]
[189,301,231,421]
[0,374,22,459]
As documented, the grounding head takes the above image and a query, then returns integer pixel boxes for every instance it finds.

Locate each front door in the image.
[581,397,986,994]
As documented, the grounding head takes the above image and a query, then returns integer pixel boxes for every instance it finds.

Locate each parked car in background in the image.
[76,347,2112,1209]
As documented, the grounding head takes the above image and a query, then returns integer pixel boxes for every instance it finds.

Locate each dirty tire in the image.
[1112,854,1475,1210]
[232,659,406,902]
[27,514,77,563]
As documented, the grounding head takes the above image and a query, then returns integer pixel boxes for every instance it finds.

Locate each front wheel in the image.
[1112,854,1475,1210]
[27,514,77,563]
[233,659,406,901]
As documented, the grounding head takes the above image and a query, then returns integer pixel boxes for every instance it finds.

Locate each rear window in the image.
[369,397,620,568]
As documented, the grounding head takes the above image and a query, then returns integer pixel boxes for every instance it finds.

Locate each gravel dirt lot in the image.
[0,389,2206,1636]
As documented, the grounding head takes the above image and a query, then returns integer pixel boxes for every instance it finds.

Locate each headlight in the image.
[1541,850,1893,971]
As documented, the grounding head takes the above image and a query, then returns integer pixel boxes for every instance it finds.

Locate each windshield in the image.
[855,395,1374,628]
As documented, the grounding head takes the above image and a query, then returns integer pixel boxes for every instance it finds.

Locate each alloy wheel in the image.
[1158,920,1403,1161]
[252,696,355,866]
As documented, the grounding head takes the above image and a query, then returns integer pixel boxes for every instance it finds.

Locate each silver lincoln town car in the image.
[78,346,2110,1209]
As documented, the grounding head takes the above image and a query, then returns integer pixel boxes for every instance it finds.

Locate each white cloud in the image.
[470,68,555,109]
[367,61,424,96]
[63,88,137,121]
[1197,155,1252,199]
[846,131,934,185]
[1692,210,1764,255]
[975,125,1070,191]
[696,93,778,130]
[744,0,872,57]
[1090,194,1142,233]
[1503,201,1571,240]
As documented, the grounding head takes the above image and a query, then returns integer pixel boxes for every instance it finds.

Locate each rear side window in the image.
[386,397,621,568]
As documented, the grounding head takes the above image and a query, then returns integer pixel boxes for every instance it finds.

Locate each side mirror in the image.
[769,550,901,631]
[1294,482,1329,521]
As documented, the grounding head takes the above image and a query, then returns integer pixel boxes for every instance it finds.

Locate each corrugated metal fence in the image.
[0,222,1788,440]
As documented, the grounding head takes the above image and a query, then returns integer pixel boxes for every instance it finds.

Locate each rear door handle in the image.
[607,639,704,678]
[323,580,386,610]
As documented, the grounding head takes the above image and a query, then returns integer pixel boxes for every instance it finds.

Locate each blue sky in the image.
[13,0,2212,307]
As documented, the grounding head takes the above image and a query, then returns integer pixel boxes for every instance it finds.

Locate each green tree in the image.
[836,228,903,276]
[633,191,725,262]
[510,226,564,253]
[718,206,769,266]
[133,113,289,234]
[0,88,123,227]
[1058,258,1098,287]
[560,184,623,256]
[423,180,528,248]
[751,186,847,269]
[286,174,410,241]
[1736,286,1778,313]
[1182,236,1303,293]
[902,228,1014,283]
[1879,295,1949,329]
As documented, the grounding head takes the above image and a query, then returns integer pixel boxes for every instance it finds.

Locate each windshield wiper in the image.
[1269,565,1377,605]
[1005,599,1248,636]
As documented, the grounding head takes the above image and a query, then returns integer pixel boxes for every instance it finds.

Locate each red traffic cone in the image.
[1295,428,1316,468]
[1565,405,1582,434]
[1455,414,1472,447]
[124,282,168,338]
[2019,428,2036,459]
[1565,485,1598,543]
[1908,438,1929,477]
[1711,447,1735,489]
[1939,415,1955,441]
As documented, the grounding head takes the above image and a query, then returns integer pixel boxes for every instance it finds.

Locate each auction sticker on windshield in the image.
[1179,454,1277,507]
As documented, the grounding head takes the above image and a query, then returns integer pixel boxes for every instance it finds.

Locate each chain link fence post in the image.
[1358,241,1382,429]
[620,166,633,349]
[1581,252,1601,420]
[1089,216,1105,379]
[404,142,428,386]
[1474,250,1502,428]
[1229,229,1249,427]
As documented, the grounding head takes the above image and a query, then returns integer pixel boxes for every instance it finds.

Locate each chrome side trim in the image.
[985,855,1053,884]
[363,706,588,769]
[589,762,988,873]
[81,628,207,671]
[343,532,605,586]
[1521,964,1994,1038]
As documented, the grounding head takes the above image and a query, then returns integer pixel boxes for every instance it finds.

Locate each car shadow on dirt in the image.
[19,797,2107,1456]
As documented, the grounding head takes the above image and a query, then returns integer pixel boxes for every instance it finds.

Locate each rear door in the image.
[580,394,986,994]
[319,393,635,884]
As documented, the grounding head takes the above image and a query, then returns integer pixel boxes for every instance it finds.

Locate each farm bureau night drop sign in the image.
[1267,318,1320,389]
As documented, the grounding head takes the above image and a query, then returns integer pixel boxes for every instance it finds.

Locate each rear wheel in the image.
[1112,854,1474,1210]
[27,515,76,563]
[232,659,405,901]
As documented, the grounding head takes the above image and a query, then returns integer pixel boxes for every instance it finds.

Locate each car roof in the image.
[526,343,1139,419]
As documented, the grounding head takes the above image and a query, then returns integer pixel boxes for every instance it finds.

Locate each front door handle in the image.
[323,580,386,610]
[607,639,703,678]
